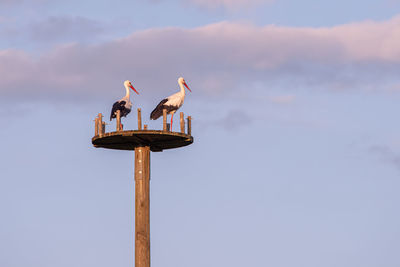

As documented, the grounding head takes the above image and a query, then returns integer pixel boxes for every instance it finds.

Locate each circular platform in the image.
[92,130,194,152]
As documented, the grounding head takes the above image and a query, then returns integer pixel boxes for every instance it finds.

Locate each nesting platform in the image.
[92,130,193,152]
[92,108,193,152]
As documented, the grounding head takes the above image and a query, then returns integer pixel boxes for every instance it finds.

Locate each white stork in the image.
[150,77,191,129]
[110,80,139,121]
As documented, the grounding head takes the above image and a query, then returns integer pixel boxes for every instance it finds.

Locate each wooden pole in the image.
[163,109,167,131]
[98,113,104,135]
[134,146,151,267]
[95,117,99,136]
[180,112,185,133]
[137,108,142,130]
[187,116,192,136]
[116,110,121,131]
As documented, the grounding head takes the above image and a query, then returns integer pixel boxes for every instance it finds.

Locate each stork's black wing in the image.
[110,101,126,120]
[150,99,168,120]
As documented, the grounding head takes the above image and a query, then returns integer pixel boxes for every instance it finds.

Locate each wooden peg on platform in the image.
[116,110,121,131]
[95,117,99,136]
[98,113,104,135]
[116,110,122,131]
[102,121,106,134]
[143,124,148,130]
[180,112,185,133]
[163,109,167,131]
[187,116,192,136]
[137,108,142,130]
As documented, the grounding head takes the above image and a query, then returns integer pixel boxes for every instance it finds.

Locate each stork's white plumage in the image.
[150,77,192,129]
[110,80,139,121]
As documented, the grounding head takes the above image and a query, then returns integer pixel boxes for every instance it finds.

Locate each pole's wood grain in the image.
[135,146,150,267]
[138,108,142,130]
[180,112,185,133]
[187,116,192,136]
[163,109,167,131]
[116,110,121,131]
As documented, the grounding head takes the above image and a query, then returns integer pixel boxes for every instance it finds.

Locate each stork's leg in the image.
[170,113,174,131]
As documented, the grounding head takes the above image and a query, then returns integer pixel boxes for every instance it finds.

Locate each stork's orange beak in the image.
[183,81,191,92]
[130,84,139,95]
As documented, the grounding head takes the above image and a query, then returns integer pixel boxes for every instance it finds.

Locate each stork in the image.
[110,80,139,121]
[150,77,191,130]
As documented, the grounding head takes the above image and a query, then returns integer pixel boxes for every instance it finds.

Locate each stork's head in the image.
[124,80,139,94]
[178,77,191,92]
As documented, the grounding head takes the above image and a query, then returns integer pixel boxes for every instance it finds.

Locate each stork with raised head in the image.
[150,77,191,129]
[110,80,139,121]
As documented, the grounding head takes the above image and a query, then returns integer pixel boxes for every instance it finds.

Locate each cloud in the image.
[188,0,273,10]
[370,145,400,171]
[216,109,253,130]
[0,16,106,47]
[0,0,23,5]
[29,16,105,43]
[268,95,295,104]
[0,0,46,6]
[1,16,400,101]
[196,109,253,132]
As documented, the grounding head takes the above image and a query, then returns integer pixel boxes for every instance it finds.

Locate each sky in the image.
[1,0,400,266]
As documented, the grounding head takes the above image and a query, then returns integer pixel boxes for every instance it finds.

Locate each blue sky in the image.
[1,1,400,267]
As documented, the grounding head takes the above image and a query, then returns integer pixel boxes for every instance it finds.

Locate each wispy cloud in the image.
[188,0,273,10]
[0,0,47,6]
[0,0,23,5]
[29,16,105,43]
[370,145,400,171]
[1,16,400,101]
[0,16,106,46]
[268,95,295,104]
[197,109,253,132]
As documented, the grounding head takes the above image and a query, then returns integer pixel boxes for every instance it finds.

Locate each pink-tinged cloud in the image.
[188,0,272,10]
[1,16,400,101]
[268,95,295,104]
